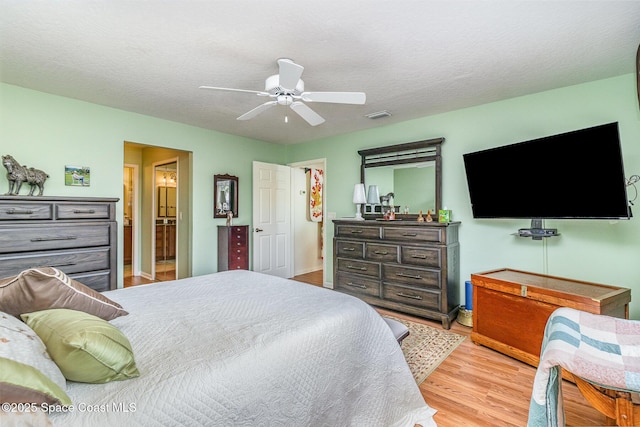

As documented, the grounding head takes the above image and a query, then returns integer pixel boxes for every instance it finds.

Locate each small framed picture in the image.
[65,165,91,187]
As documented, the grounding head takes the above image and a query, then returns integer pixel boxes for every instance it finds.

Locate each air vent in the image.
[365,110,392,119]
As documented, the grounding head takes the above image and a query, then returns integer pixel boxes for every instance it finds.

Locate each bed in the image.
[1,269,437,426]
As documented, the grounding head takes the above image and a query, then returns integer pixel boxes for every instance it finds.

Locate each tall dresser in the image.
[333,219,460,329]
[217,225,249,271]
[0,196,118,292]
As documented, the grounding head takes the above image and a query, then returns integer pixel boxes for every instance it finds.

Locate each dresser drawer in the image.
[68,270,111,292]
[56,203,112,220]
[336,240,364,259]
[228,246,248,269]
[229,227,248,244]
[383,227,443,243]
[400,246,442,268]
[336,258,380,278]
[383,283,441,311]
[383,264,441,289]
[0,203,53,220]
[335,272,380,297]
[0,224,112,253]
[365,243,398,263]
[0,247,111,279]
[335,224,380,240]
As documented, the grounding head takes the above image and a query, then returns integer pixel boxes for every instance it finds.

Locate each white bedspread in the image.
[49,270,437,426]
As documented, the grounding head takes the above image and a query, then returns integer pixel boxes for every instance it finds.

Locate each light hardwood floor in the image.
[292,270,606,427]
[123,262,175,287]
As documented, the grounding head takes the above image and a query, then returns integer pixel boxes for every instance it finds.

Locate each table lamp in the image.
[353,183,366,220]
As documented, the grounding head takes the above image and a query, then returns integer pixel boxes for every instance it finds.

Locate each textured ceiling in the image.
[1,1,639,145]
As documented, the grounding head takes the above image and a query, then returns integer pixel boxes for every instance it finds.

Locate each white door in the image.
[252,161,293,278]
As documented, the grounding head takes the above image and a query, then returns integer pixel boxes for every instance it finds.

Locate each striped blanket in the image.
[528,307,640,427]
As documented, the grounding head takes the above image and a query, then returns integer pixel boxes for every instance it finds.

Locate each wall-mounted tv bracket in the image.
[514,219,559,240]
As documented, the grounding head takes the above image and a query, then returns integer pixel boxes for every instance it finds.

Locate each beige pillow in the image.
[22,309,140,384]
[0,267,127,321]
[0,311,72,406]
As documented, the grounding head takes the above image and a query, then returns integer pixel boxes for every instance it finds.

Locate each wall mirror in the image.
[359,138,443,217]
[214,174,238,218]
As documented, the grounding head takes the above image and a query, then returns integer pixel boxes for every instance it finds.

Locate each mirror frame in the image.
[358,137,444,218]
[214,174,239,218]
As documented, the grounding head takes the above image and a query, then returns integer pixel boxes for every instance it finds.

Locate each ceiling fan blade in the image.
[290,101,325,126]
[300,91,366,104]
[237,101,278,121]
[277,59,304,90]
[199,86,269,96]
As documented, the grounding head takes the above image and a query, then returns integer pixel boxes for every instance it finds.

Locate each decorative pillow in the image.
[21,309,140,384]
[0,311,71,406]
[0,267,127,320]
[0,410,53,427]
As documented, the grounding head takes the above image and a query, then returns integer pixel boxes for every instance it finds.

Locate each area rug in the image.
[384,315,466,385]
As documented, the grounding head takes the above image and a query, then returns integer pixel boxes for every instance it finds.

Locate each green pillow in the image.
[21,309,140,384]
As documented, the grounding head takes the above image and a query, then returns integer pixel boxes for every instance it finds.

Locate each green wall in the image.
[288,74,640,318]
[2,74,639,318]
[0,82,286,282]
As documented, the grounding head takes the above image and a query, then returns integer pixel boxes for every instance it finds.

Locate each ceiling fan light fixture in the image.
[202,58,365,127]
[365,110,392,119]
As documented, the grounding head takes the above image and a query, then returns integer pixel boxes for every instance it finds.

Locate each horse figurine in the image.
[379,192,395,205]
[2,154,49,196]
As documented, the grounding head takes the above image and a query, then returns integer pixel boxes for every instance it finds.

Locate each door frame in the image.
[124,163,141,277]
[151,158,179,280]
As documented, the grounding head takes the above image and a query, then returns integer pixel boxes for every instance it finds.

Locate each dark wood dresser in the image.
[471,268,631,367]
[217,225,249,271]
[0,196,118,292]
[333,219,460,328]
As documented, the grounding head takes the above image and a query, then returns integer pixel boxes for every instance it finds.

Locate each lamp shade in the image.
[353,184,367,204]
[367,185,380,205]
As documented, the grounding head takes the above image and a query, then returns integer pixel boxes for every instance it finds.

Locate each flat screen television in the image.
[463,122,631,224]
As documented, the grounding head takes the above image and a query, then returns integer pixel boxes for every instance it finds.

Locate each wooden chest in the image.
[217,225,249,271]
[470,268,631,367]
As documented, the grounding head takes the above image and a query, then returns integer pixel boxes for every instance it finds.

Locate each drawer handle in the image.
[374,250,389,255]
[350,230,363,234]
[403,233,418,237]
[73,209,96,214]
[397,272,423,280]
[6,208,34,215]
[31,236,77,242]
[346,282,367,289]
[397,292,423,300]
[411,254,428,259]
[346,264,367,271]
[342,247,355,252]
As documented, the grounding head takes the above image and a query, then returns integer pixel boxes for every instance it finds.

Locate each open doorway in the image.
[123,142,192,287]
[154,161,177,282]
[290,159,326,287]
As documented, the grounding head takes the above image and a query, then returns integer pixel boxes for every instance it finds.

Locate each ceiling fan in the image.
[199,58,366,126]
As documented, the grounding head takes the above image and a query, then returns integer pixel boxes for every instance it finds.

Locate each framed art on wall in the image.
[65,165,90,186]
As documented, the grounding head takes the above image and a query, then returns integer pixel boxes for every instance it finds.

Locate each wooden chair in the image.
[570,373,640,426]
